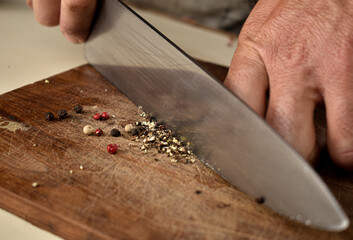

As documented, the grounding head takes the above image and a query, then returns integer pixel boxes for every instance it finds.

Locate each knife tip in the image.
[326,214,350,232]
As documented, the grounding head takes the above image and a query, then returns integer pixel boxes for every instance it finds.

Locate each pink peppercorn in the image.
[93,113,101,120]
[107,144,118,154]
[101,112,109,120]
[95,128,103,136]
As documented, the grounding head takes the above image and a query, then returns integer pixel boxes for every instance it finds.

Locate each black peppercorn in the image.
[195,190,202,194]
[45,112,54,121]
[131,128,139,136]
[255,196,265,204]
[111,128,121,137]
[74,105,83,113]
[58,109,68,119]
[9,115,17,121]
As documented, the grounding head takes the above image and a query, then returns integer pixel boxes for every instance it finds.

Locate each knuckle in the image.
[237,27,262,48]
[63,0,93,12]
[237,24,274,61]
[26,0,33,8]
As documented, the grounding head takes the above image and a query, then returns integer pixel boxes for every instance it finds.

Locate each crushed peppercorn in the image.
[217,202,231,208]
[130,107,197,164]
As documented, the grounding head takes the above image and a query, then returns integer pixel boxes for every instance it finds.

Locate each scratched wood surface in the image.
[0,63,352,240]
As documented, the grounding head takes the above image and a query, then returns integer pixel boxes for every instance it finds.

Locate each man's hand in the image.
[26,0,97,43]
[224,0,353,170]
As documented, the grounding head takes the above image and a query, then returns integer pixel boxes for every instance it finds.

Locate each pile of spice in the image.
[125,108,196,164]
[44,104,196,162]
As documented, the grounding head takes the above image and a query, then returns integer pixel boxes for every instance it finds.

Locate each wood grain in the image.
[0,63,352,240]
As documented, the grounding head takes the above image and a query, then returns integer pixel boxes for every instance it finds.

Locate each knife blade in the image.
[84,0,349,231]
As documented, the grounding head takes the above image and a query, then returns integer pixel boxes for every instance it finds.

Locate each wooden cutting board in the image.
[0,63,352,240]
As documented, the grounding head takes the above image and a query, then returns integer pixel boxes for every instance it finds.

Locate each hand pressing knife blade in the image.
[84,0,349,231]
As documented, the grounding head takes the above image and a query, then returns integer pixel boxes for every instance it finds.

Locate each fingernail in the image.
[334,151,353,171]
[62,32,82,44]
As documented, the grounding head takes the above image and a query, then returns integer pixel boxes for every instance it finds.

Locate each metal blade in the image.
[85,0,349,231]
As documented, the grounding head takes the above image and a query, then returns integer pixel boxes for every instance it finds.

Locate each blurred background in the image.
[0,0,247,239]
[125,0,250,33]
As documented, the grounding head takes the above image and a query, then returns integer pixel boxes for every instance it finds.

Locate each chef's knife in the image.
[85,0,349,231]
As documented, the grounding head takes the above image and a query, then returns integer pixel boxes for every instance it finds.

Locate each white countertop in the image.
[0,0,237,239]
[0,0,86,96]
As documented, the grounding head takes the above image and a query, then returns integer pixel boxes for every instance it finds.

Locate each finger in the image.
[265,80,321,163]
[32,0,61,26]
[60,0,97,43]
[26,0,33,9]
[224,44,268,116]
[325,87,353,170]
